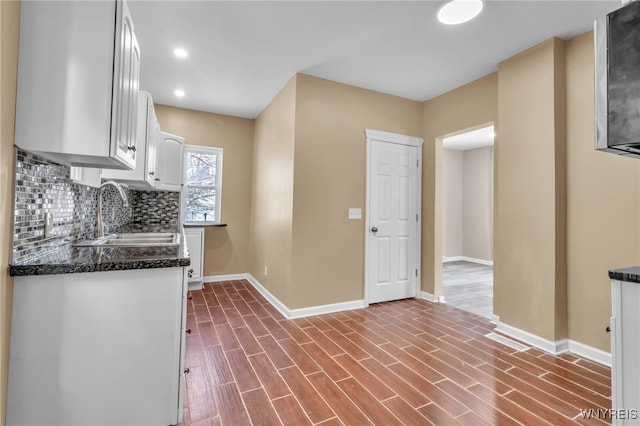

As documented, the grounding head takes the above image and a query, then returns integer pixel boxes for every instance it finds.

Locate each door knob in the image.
[371,226,378,233]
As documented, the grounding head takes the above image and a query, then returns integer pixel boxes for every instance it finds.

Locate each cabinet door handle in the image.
[184,368,190,375]
[186,328,192,335]
[606,326,611,333]
[127,145,136,152]
[188,268,194,278]
[148,171,155,176]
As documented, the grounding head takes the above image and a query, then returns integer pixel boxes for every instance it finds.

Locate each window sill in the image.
[183,223,228,228]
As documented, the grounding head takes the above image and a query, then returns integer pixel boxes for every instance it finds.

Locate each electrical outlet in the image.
[44,212,53,238]
[264,266,268,276]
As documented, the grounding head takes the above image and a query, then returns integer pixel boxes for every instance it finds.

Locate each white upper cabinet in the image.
[102,91,159,188]
[15,0,140,169]
[70,167,101,188]
[156,132,185,192]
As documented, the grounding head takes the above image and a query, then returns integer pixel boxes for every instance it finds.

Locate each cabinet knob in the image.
[127,145,136,152]
[606,326,611,333]
[186,328,192,335]
[184,368,190,375]
[155,178,160,181]
[148,171,155,176]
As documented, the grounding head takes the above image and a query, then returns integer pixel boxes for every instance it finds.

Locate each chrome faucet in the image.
[97,181,129,238]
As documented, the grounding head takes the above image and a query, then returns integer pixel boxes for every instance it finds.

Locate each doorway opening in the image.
[441,124,494,318]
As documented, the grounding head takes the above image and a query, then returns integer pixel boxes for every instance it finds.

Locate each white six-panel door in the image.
[366,129,423,304]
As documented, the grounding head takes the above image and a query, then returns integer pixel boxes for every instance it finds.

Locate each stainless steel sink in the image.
[73,232,180,247]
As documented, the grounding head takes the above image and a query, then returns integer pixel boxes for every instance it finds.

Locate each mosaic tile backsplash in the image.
[13,149,181,263]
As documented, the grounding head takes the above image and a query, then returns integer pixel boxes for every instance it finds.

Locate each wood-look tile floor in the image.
[183,280,611,425]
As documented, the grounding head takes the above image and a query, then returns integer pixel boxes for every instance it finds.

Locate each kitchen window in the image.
[182,145,222,224]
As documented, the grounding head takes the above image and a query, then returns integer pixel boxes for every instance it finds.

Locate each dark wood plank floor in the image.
[182,280,611,425]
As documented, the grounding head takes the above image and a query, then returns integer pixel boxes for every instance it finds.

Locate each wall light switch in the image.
[348,208,362,220]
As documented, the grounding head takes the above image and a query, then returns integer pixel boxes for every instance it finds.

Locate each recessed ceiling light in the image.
[174,89,185,98]
[173,48,188,59]
[437,0,483,25]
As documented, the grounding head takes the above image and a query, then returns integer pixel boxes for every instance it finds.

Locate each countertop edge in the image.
[10,258,191,277]
[609,266,640,284]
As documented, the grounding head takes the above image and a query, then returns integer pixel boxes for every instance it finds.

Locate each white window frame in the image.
[181,144,223,225]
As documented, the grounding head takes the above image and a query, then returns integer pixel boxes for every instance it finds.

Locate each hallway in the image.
[442,260,493,319]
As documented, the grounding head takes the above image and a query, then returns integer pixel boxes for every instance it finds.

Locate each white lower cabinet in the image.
[7,267,188,426]
[611,279,640,425]
[184,227,205,288]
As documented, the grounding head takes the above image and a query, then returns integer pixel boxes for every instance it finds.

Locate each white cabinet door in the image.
[7,268,185,425]
[611,280,640,425]
[70,166,101,188]
[111,0,140,169]
[156,131,185,192]
[102,91,159,188]
[146,108,160,186]
[15,0,140,169]
[184,227,204,286]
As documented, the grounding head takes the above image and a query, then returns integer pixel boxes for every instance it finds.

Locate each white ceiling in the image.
[128,0,620,119]
[443,125,494,150]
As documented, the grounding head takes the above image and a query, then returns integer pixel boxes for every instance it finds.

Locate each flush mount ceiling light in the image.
[173,48,188,59]
[174,89,185,98]
[437,0,484,25]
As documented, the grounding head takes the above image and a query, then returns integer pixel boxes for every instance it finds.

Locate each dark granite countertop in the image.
[609,266,640,283]
[9,225,191,277]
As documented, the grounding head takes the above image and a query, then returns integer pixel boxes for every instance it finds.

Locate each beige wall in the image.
[154,105,254,277]
[463,147,493,262]
[566,32,640,351]
[422,73,498,297]
[289,74,423,309]
[443,148,464,258]
[495,38,567,342]
[0,1,20,423]
[250,76,297,306]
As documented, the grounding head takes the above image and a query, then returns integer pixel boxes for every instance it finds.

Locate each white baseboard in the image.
[419,291,436,302]
[418,292,445,303]
[443,256,493,266]
[568,340,612,367]
[492,317,611,366]
[244,274,290,319]
[494,321,569,355]
[243,274,365,319]
[204,274,248,283]
[289,299,367,319]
